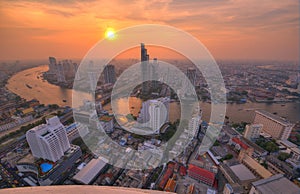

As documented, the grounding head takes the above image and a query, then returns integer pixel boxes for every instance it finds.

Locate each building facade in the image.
[249,174,300,194]
[244,124,263,140]
[253,110,294,140]
[26,116,70,162]
[137,97,170,134]
[187,164,215,187]
[103,64,116,84]
[186,67,197,86]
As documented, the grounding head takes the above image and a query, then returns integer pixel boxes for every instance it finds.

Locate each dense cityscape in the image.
[0,1,300,194]
[0,42,299,194]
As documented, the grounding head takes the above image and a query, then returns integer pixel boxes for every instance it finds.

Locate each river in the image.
[6,65,300,123]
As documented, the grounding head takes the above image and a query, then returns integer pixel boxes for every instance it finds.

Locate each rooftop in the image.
[65,123,77,132]
[41,130,51,137]
[252,174,300,194]
[291,147,300,154]
[230,164,256,181]
[277,140,297,148]
[232,137,249,150]
[255,110,291,126]
[17,153,36,164]
[73,157,108,184]
[99,115,113,122]
[188,164,215,181]
[241,154,272,179]
[0,186,173,194]
[164,178,177,192]
[22,107,34,114]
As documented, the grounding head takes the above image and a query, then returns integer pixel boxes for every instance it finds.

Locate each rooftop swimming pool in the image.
[40,163,53,173]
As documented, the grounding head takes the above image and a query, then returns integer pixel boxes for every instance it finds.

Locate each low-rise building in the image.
[17,144,82,186]
[187,164,215,187]
[164,178,177,192]
[99,115,114,133]
[158,162,174,189]
[249,174,300,194]
[238,151,273,179]
[265,155,294,179]
[244,124,263,140]
[73,157,108,185]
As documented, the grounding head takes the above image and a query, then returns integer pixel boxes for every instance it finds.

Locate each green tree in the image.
[278,152,290,161]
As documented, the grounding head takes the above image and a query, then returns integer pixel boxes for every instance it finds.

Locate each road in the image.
[0,109,62,139]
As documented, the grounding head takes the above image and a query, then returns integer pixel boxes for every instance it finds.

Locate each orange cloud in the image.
[0,0,298,61]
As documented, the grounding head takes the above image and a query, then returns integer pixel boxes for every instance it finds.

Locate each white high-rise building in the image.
[138,97,170,134]
[244,124,263,140]
[88,71,98,91]
[188,114,201,136]
[26,116,70,162]
[137,100,151,123]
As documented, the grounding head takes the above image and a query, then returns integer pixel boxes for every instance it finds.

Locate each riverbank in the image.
[6,66,300,123]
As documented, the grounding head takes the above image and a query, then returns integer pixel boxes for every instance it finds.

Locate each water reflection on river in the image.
[7,65,300,123]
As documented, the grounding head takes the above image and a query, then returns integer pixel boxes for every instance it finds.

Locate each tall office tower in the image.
[62,60,74,81]
[253,110,294,140]
[73,62,80,80]
[26,116,70,162]
[141,43,150,95]
[48,57,57,74]
[72,62,79,74]
[88,71,98,91]
[244,124,263,140]
[151,58,159,90]
[137,100,151,123]
[148,97,170,134]
[188,114,202,136]
[187,67,197,86]
[103,64,116,84]
[138,97,170,134]
[56,62,66,83]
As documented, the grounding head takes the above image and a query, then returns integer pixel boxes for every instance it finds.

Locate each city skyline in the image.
[0,1,300,193]
[0,43,300,193]
[0,0,299,61]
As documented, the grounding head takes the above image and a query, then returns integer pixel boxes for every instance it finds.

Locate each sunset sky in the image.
[0,0,299,61]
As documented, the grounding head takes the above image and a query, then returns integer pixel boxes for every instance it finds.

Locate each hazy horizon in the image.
[0,0,299,61]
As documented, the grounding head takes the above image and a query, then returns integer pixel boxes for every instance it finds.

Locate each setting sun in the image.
[105,28,116,40]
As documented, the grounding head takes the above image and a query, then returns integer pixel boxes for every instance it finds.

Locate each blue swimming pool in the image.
[40,163,53,173]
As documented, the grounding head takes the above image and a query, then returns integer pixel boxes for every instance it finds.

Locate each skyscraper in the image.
[151,58,159,90]
[103,64,116,84]
[188,114,202,136]
[141,43,148,62]
[26,116,70,162]
[48,57,77,83]
[56,62,66,83]
[48,57,57,74]
[141,43,150,95]
[186,67,197,86]
[62,59,75,81]
[138,97,170,134]
[88,71,98,91]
